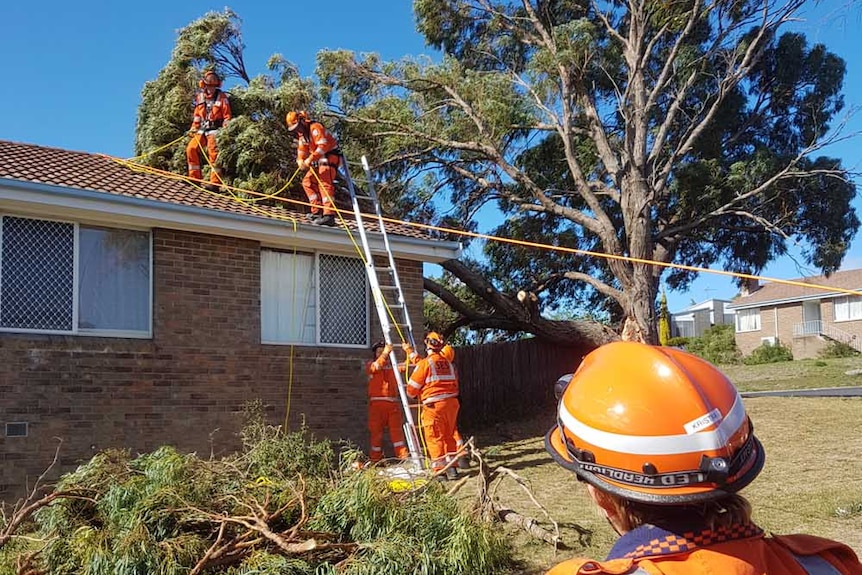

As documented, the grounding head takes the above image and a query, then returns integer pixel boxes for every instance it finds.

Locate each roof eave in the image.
[0,178,462,263]
[727,290,860,310]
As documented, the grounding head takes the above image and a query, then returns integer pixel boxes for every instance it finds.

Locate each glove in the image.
[303,157,313,170]
[382,344,393,356]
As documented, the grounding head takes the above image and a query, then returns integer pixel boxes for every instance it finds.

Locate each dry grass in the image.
[721,356,862,391]
[466,358,862,574]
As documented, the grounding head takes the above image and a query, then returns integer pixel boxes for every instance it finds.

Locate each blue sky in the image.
[3,1,861,313]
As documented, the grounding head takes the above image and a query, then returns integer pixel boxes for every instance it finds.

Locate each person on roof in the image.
[365,341,410,464]
[285,111,341,226]
[545,341,862,575]
[186,70,232,190]
[404,332,460,480]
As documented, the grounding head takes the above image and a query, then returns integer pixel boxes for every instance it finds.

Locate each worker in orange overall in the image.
[545,341,862,575]
[365,341,410,464]
[405,332,460,480]
[186,70,231,190]
[440,344,470,470]
[285,110,341,226]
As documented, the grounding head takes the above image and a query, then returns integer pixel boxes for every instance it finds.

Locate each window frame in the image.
[833,295,862,323]
[260,248,369,348]
[734,307,761,333]
[0,214,153,338]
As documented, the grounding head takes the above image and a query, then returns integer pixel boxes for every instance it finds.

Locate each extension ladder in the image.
[339,155,424,465]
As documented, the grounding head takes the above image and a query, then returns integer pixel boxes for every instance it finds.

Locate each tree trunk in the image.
[433,260,618,348]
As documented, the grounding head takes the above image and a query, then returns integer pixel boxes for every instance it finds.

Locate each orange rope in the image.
[102,153,862,299]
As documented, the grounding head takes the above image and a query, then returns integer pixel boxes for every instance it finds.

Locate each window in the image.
[0,216,151,336]
[261,249,368,346]
[735,308,761,332]
[834,296,862,322]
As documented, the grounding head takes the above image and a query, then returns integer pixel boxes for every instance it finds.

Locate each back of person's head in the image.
[545,341,764,529]
[371,341,386,357]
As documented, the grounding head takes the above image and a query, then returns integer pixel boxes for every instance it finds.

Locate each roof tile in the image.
[733,268,862,305]
[0,139,431,240]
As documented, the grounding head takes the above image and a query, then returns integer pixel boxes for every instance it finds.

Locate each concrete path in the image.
[741,386,862,398]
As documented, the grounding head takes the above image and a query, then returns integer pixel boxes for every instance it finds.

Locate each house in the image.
[670,299,735,338]
[0,140,461,499]
[726,271,862,359]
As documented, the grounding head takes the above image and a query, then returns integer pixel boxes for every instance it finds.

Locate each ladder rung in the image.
[375,267,393,273]
[378,285,399,290]
[353,193,373,200]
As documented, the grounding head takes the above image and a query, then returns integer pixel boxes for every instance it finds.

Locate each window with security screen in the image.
[261,249,368,346]
[0,216,151,336]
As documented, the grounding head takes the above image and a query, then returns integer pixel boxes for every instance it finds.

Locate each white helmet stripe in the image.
[558,394,746,456]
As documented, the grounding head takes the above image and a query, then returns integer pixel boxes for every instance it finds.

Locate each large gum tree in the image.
[317,0,858,344]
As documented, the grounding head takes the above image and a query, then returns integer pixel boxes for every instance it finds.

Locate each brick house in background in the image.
[727,270,862,359]
[0,140,460,500]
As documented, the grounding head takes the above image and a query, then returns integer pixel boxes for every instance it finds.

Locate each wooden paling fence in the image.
[452,339,591,426]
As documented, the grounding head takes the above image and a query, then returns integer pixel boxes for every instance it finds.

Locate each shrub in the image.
[684,324,741,365]
[743,342,793,365]
[818,340,860,359]
[666,336,690,349]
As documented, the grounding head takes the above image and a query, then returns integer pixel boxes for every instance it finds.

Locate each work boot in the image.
[313,214,336,226]
[457,456,471,470]
[445,467,459,481]
[305,212,318,221]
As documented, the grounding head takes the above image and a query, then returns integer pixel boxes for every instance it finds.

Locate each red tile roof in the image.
[731,268,862,306]
[0,139,433,240]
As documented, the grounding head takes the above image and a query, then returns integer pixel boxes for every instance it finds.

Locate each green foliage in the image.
[684,324,741,365]
[134,9,317,203]
[743,342,794,365]
[311,472,509,574]
[666,336,691,348]
[322,1,858,341]
[818,340,861,359]
[9,406,510,574]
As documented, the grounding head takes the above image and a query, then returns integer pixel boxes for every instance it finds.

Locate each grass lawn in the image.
[465,356,862,574]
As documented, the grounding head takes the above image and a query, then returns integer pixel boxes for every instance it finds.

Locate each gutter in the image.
[0,178,462,263]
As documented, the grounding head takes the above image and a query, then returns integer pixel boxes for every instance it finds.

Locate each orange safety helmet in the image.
[545,341,764,505]
[199,70,222,89]
[285,110,308,132]
[424,332,445,351]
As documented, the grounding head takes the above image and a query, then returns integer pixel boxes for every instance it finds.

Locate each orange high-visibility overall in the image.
[407,351,459,472]
[186,89,231,184]
[296,122,340,216]
[365,358,409,462]
[547,529,862,575]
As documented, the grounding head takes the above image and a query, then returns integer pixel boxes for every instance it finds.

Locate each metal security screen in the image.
[319,254,367,345]
[1,216,74,331]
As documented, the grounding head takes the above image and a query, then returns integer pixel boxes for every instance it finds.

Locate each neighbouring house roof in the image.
[728,268,862,309]
[0,140,461,262]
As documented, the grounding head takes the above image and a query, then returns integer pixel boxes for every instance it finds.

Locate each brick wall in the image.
[734,300,862,359]
[0,228,419,501]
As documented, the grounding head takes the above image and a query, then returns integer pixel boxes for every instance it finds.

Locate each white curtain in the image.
[78,226,150,332]
[261,250,316,343]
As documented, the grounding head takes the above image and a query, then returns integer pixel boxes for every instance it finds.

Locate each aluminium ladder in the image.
[339,154,424,465]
